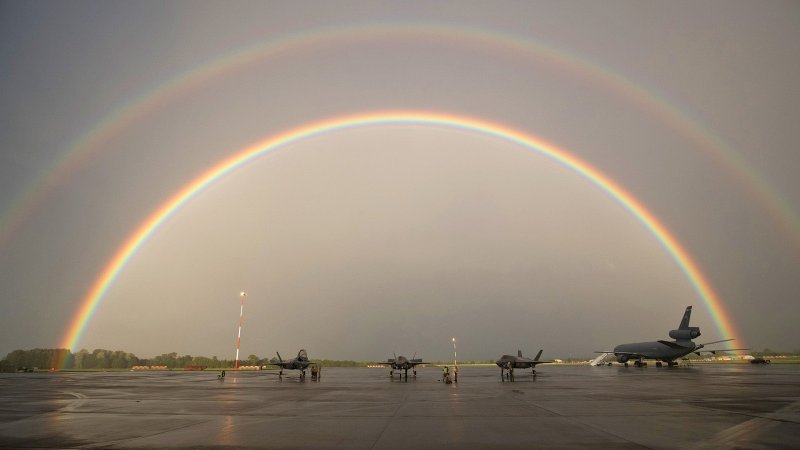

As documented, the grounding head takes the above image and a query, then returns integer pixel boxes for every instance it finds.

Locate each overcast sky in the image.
[1,1,798,361]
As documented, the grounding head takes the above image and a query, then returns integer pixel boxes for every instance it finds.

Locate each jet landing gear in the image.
[633,359,647,368]
[655,361,679,368]
[390,369,415,381]
[500,366,515,382]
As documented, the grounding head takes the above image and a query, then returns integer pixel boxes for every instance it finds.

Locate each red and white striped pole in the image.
[235,291,246,369]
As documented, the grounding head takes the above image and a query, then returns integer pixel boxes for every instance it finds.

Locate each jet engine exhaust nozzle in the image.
[668,327,701,340]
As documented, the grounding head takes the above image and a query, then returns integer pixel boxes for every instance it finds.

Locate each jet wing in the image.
[408,361,430,367]
[267,361,292,367]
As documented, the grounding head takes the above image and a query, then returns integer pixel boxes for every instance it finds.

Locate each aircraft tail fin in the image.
[518,350,523,358]
[669,306,701,341]
[679,306,692,329]
[276,352,283,363]
[534,349,543,361]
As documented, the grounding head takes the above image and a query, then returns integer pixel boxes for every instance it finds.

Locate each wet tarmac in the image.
[0,364,798,449]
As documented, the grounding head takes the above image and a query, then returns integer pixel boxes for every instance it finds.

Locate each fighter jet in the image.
[596,305,747,367]
[496,349,552,380]
[268,349,316,379]
[374,353,429,380]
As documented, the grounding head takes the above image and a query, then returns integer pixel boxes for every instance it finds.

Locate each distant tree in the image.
[83,350,97,369]
[110,351,128,369]
[55,349,73,369]
[91,348,113,369]
[73,349,88,369]
[176,354,193,368]
[4,350,26,368]
[1,349,71,370]
[152,352,178,368]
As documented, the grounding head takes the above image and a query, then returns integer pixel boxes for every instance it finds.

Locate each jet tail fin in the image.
[534,349,543,361]
[276,352,283,363]
[679,306,693,329]
[518,350,523,358]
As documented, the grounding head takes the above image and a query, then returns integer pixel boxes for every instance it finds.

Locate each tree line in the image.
[0,348,245,371]
[0,348,371,371]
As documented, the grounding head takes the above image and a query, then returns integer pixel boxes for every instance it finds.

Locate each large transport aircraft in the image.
[374,353,430,380]
[596,306,748,367]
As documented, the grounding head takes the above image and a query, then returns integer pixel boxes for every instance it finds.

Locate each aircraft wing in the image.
[693,337,748,355]
[594,351,644,356]
[693,348,750,355]
[597,350,651,359]
[408,361,430,367]
[699,338,734,346]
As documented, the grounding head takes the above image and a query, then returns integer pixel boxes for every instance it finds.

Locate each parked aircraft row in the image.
[265,306,745,379]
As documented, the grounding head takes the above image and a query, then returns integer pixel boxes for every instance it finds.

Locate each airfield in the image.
[1,365,798,449]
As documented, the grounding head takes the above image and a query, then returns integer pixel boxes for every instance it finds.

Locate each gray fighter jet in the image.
[269,349,316,379]
[374,353,429,380]
[597,305,747,367]
[496,349,552,380]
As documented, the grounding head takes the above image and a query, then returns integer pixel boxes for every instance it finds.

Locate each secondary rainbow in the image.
[59,111,741,357]
[4,23,797,253]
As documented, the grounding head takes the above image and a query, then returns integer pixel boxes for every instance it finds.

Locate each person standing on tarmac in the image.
[442,365,450,383]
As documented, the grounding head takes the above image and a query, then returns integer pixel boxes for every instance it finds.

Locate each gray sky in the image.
[1,1,798,361]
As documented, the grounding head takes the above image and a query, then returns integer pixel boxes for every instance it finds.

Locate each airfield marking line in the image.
[687,398,800,425]
[689,399,800,448]
[520,399,656,449]
[370,392,407,450]
[86,414,214,448]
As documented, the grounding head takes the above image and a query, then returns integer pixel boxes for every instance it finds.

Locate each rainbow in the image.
[59,111,742,359]
[3,23,798,254]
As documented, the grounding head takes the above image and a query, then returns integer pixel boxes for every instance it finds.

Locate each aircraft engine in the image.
[668,327,701,340]
[616,355,629,363]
